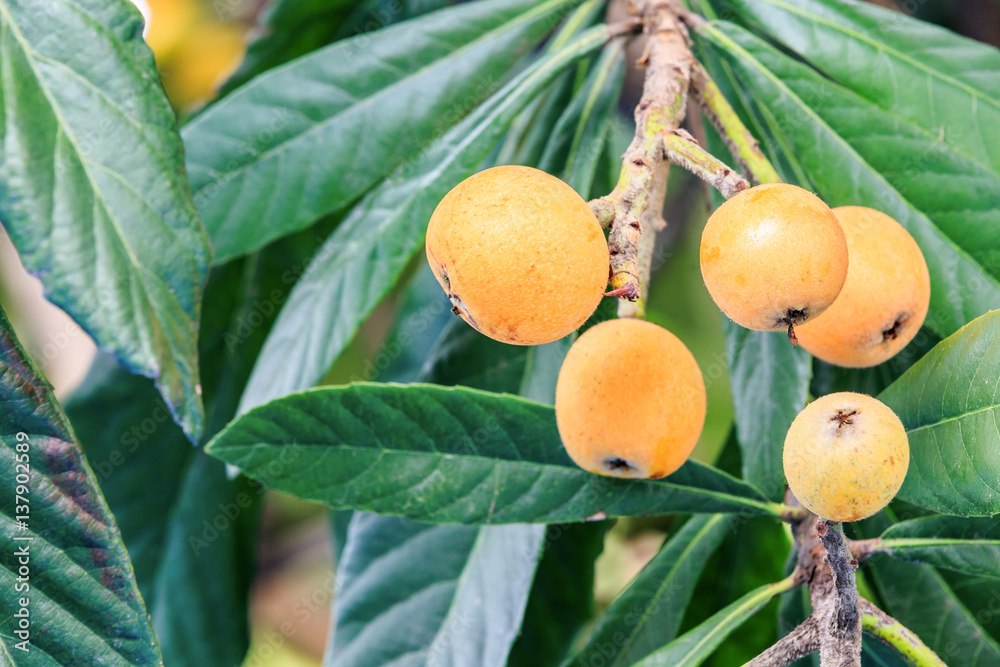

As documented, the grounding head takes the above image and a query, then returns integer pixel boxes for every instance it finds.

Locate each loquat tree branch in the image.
[859,599,947,667]
[615,161,669,317]
[846,537,883,563]
[743,614,820,667]
[815,521,862,666]
[591,0,693,302]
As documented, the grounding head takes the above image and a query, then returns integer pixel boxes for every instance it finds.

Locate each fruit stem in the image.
[663,129,750,198]
[859,599,947,667]
[688,60,782,185]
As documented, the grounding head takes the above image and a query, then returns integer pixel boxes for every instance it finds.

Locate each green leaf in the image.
[495,0,605,169]
[236,25,609,414]
[698,21,1000,337]
[207,384,781,524]
[0,304,160,663]
[363,264,454,385]
[632,577,797,666]
[938,571,1000,646]
[725,323,809,501]
[184,0,581,263]
[65,360,258,667]
[714,0,1000,177]
[858,513,1000,667]
[566,515,734,667]
[326,514,544,667]
[880,516,1000,579]
[539,41,626,196]
[0,0,210,441]
[680,512,792,666]
[508,522,608,666]
[420,320,530,394]
[878,309,1000,516]
[63,230,326,664]
[221,0,349,89]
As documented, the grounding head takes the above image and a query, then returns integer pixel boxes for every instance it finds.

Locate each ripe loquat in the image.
[783,392,909,522]
[426,166,609,346]
[555,318,706,479]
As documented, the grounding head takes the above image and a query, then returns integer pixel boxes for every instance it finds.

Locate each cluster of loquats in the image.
[699,182,929,521]
[426,165,706,481]
[426,167,928,522]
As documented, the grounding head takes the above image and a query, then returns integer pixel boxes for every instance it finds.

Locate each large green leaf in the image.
[680,514,792,666]
[858,514,1000,667]
[420,320,531,394]
[938,571,1000,647]
[725,323,809,501]
[236,25,609,414]
[713,0,1000,179]
[538,41,625,196]
[878,310,1000,516]
[633,577,797,667]
[222,0,350,89]
[879,516,1000,579]
[184,0,580,263]
[0,0,210,441]
[207,384,782,524]
[0,304,160,663]
[698,22,1000,337]
[64,362,257,667]
[326,514,543,667]
[224,0,456,95]
[508,522,608,666]
[62,230,328,664]
[494,0,605,170]
[566,515,734,667]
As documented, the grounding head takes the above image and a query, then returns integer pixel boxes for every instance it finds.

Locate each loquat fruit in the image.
[783,392,909,522]
[426,166,609,346]
[795,206,930,368]
[555,318,706,479]
[700,183,849,341]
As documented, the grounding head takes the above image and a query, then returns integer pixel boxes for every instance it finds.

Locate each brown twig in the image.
[743,615,821,667]
[815,521,862,666]
[847,537,884,563]
[593,0,693,302]
[615,160,669,317]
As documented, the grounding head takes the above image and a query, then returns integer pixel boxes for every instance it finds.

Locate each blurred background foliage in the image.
[0,0,997,665]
